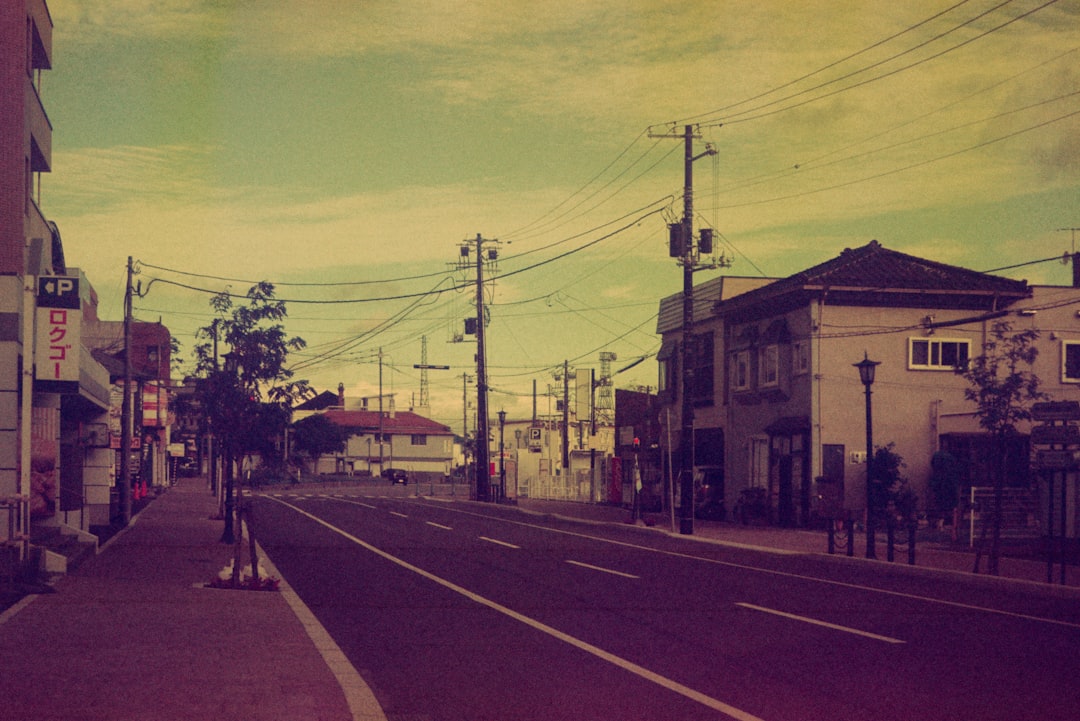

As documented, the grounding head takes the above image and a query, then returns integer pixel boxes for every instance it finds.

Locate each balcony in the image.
[27,84,51,173]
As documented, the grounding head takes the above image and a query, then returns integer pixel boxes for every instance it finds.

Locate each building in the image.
[2,1,110,575]
[83,312,174,496]
[2,2,171,578]
[657,240,1080,535]
[317,408,455,483]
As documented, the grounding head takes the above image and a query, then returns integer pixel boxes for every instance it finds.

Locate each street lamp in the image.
[853,352,880,559]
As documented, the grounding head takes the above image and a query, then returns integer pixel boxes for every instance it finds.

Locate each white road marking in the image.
[566,559,640,579]
[389,511,409,519]
[736,603,906,644]
[479,536,520,549]
[335,498,378,509]
[399,502,1080,630]
[426,521,454,531]
[267,497,766,721]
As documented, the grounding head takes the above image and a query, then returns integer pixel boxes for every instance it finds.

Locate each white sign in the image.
[34,276,81,391]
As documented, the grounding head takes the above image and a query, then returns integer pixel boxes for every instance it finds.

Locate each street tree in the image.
[192,282,313,542]
[291,413,348,476]
[957,320,1046,575]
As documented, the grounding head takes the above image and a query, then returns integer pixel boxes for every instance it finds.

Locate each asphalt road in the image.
[251,486,1080,721]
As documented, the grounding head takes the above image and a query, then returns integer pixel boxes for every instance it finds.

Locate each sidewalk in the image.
[512,498,1080,591]
[0,477,385,721]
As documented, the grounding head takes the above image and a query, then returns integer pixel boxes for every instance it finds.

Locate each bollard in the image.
[908,523,916,565]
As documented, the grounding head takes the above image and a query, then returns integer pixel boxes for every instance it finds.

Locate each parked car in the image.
[176,457,198,478]
[381,468,408,484]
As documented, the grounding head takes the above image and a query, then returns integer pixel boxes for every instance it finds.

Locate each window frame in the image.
[758,343,779,388]
[730,349,751,392]
[908,337,971,371]
[793,339,810,376]
[1062,341,1080,383]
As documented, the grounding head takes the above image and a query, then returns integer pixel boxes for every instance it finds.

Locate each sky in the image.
[42,0,1080,432]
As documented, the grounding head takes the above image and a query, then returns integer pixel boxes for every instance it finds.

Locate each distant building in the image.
[316,408,455,482]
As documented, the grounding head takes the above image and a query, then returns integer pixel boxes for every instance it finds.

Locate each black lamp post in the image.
[220,351,239,544]
[854,352,880,559]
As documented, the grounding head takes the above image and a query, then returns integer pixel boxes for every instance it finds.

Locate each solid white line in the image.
[254,532,388,721]
[271,497,765,721]
[736,603,906,645]
[566,559,640,579]
[403,501,1080,630]
[426,521,454,531]
[389,511,409,519]
[479,536,520,549]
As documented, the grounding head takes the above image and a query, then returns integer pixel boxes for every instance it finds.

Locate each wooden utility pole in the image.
[648,123,723,535]
[456,234,500,501]
[119,256,134,526]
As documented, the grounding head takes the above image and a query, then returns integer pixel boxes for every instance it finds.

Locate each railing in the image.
[966,486,1040,547]
[826,513,916,564]
[2,495,30,581]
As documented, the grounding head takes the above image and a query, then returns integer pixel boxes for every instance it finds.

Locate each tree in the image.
[870,442,917,524]
[291,414,348,475]
[192,282,313,542]
[957,320,1046,575]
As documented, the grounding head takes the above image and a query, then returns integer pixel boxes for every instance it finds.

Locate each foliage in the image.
[956,320,1047,574]
[929,451,961,518]
[291,414,348,472]
[869,443,917,523]
[957,321,1045,437]
[191,283,315,462]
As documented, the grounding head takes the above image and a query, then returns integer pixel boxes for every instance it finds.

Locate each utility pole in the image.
[1057,228,1080,287]
[119,256,134,526]
[649,123,725,535]
[455,235,500,502]
[378,347,384,472]
[562,360,570,473]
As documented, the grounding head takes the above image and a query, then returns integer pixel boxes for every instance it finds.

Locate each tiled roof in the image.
[322,409,453,435]
[716,240,1029,316]
[792,240,1028,293]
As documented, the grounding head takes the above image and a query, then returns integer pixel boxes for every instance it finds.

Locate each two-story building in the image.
[657,240,1080,532]
[317,408,455,483]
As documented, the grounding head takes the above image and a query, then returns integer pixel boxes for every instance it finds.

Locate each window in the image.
[411,434,427,446]
[690,331,714,404]
[730,350,750,392]
[1062,341,1080,383]
[749,437,769,488]
[758,344,779,387]
[909,338,970,370]
[657,342,677,396]
[793,340,810,375]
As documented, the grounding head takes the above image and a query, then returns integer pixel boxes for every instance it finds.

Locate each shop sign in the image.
[34,276,81,393]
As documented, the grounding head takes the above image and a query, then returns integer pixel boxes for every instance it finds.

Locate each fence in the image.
[966,486,1041,547]
[2,495,30,582]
